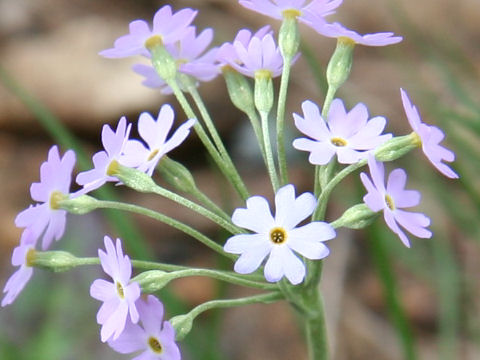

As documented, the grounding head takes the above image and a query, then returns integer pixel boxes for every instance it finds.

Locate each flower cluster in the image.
[2,2,460,360]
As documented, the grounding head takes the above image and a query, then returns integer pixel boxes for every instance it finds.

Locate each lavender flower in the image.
[1,230,36,307]
[15,145,76,250]
[225,31,285,78]
[108,295,181,360]
[76,117,131,193]
[100,5,197,58]
[238,0,343,25]
[90,236,141,342]
[401,89,459,179]
[360,155,432,247]
[224,184,335,285]
[309,20,403,46]
[133,27,220,91]
[121,105,196,176]
[293,99,392,165]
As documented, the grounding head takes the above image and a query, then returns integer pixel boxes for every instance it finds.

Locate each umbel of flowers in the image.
[2,1,458,359]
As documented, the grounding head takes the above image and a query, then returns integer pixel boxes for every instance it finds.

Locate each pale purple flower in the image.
[15,145,76,250]
[401,88,458,179]
[90,236,141,342]
[100,5,197,58]
[121,105,196,176]
[76,117,132,193]
[108,295,181,360]
[224,184,335,285]
[133,27,220,91]
[293,99,392,165]
[1,230,36,307]
[309,20,403,46]
[238,0,343,26]
[217,26,272,66]
[226,32,285,78]
[360,155,432,247]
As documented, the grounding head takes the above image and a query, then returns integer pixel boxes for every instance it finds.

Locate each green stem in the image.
[168,79,250,200]
[94,200,234,260]
[305,296,329,360]
[148,182,241,235]
[185,78,250,199]
[260,110,280,192]
[276,56,293,186]
[189,186,231,221]
[246,110,268,160]
[187,292,283,320]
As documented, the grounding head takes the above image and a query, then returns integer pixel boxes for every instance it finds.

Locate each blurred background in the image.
[0,0,479,359]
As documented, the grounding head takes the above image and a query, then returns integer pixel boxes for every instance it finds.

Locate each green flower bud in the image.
[330,204,378,229]
[222,66,256,116]
[170,313,193,341]
[157,156,197,195]
[279,14,300,60]
[58,195,99,215]
[254,70,274,113]
[31,251,80,272]
[108,160,156,193]
[132,270,171,293]
[326,37,355,91]
[375,132,420,162]
[146,36,178,82]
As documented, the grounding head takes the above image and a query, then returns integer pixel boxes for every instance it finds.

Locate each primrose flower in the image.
[133,27,220,91]
[226,31,285,78]
[90,236,141,342]
[360,155,432,247]
[293,99,392,165]
[76,117,131,193]
[224,184,335,285]
[121,105,196,176]
[100,5,197,58]
[239,0,343,25]
[15,145,76,250]
[108,295,181,360]
[401,89,459,179]
[310,20,403,46]
[1,230,36,307]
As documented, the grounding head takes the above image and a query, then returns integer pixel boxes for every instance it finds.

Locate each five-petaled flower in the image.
[293,99,392,165]
[76,117,131,193]
[360,154,432,247]
[90,236,141,342]
[15,145,77,250]
[224,184,336,285]
[401,88,459,179]
[121,105,196,176]
[1,230,37,307]
[108,295,181,360]
[99,5,197,58]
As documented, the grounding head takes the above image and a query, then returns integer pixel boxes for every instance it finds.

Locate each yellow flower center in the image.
[49,191,67,210]
[145,35,163,51]
[106,159,120,176]
[116,281,125,299]
[148,336,163,353]
[147,149,160,161]
[270,227,287,244]
[385,194,395,211]
[330,137,347,147]
[282,9,302,19]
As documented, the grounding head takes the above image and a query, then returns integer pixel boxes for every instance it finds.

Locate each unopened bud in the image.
[330,204,378,229]
[157,157,197,194]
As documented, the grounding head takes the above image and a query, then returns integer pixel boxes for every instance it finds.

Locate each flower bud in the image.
[326,37,355,91]
[374,132,419,162]
[254,70,274,113]
[31,251,79,272]
[58,195,99,214]
[132,270,171,293]
[108,161,156,193]
[169,313,193,341]
[157,156,197,194]
[222,66,256,116]
[330,204,378,229]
